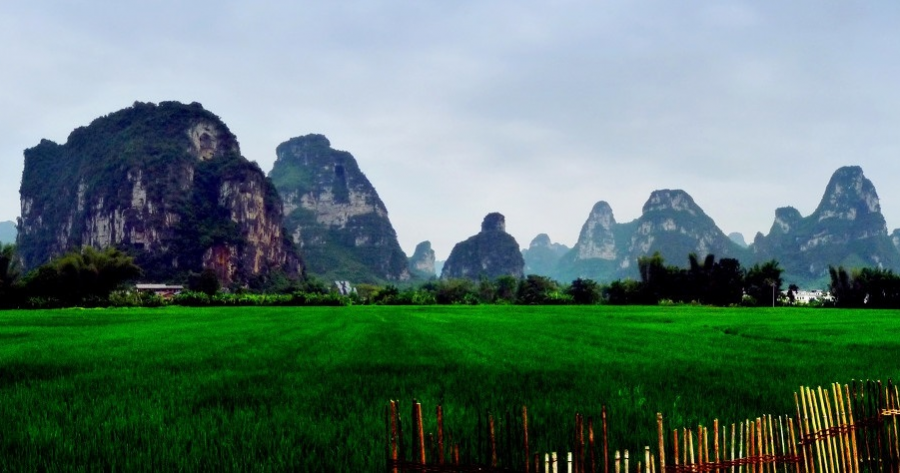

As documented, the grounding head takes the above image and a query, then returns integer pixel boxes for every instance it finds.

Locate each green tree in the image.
[567,278,602,305]
[189,268,222,296]
[744,260,783,307]
[23,246,142,306]
[0,244,21,307]
[516,275,563,305]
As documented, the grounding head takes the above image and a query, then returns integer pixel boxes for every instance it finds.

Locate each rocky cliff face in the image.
[408,241,436,278]
[522,234,570,277]
[17,101,299,285]
[441,213,524,280]
[556,192,747,283]
[751,166,900,285]
[268,134,409,283]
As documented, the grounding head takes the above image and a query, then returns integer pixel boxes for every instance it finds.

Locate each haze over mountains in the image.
[11,101,900,289]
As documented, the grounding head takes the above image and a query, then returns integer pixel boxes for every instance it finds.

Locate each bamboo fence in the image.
[386,380,900,473]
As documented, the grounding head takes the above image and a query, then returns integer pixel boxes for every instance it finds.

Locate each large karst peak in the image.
[268,134,409,283]
[441,212,524,280]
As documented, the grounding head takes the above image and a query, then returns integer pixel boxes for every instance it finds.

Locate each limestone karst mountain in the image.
[16,101,299,285]
[728,232,748,248]
[751,166,900,286]
[555,193,748,283]
[268,134,409,283]
[521,234,570,277]
[408,241,436,278]
[441,213,525,280]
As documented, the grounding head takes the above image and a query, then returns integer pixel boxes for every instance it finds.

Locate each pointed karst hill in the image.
[408,241,436,278]
[441,213,525,280]
[751,165,900,285]
[16,101,300,285]
[556,193,748,283]
[268,134,409,283]
[521,233,570,277]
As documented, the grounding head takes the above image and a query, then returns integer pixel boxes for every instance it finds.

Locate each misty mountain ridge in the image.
[523,166,899,288]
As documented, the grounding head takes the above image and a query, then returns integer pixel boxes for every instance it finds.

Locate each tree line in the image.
[2,243,900,308]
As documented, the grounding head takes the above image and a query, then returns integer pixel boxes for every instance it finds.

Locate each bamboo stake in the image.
[705,425,711,468]
[715,419,721,473]
[575,414,584,473]
[699,426,705,469]
[788,418,798,473]
[852,381,869,468]
[756,418,763,473]
[569,452,574,473]
[415,402,426,465]
[683,428,689,467]
[489,413,497,467]
[806,387,824,473]
[674,429,680,469]
[625,449,630,473]
[657,413,666,473]
[893,384,900,460]
[874,380,884,468]
[766,415,774,472]
[776,416,784,473]
[890,382,899,464]
[604,406,609,473]
[794,392,808,473]
[590,417,596,473]
[834,383,851,473]
[437,404,445,465]
[798,390,814,473]
[732,423,737,473]
[390,401,399,473]
[645,447,651,473]
[689,430,696,466]
[825,386,843,473]
[817,386,837,473]
[550,452,554,473]
[651,451,657,473]
[739,421,745,473]
[615,451,620,473]
[525,406,531,473]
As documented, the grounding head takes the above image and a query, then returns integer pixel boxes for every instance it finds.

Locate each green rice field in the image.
[1,305,898,471]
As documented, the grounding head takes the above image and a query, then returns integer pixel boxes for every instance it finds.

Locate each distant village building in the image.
[793,289,832,305]
[135,284,183,299]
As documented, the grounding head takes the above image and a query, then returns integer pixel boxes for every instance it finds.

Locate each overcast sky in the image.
[2,1,900,260]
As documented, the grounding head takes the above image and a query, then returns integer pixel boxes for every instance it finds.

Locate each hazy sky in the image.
[2,1,900,260]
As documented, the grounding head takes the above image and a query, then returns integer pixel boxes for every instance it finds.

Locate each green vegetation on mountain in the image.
[751,166,900,287]
[17,101,297,286]
[269,134,409,284]
[442,213,525,280]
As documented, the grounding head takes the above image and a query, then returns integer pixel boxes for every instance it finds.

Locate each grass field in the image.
[1,305,899,471]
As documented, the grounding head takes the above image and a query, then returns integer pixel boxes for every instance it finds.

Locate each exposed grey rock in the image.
[16,101,298,285]
[751,166,900,285]
[556,192,746,283]
[408,241,436,278]
[441,213,524,280]
[269,134,409,282]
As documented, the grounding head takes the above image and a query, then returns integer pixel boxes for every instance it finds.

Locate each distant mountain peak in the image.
[442,212,524,280]
[643,189,699,215]
[813,165,882,223]
[770,207,803,235]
